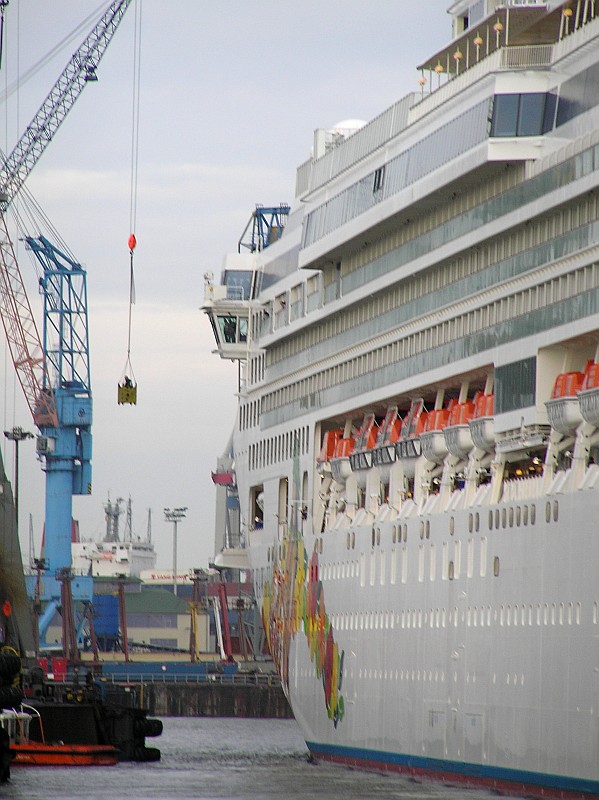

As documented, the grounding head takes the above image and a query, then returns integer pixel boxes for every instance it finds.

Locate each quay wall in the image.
[138,680,293,718]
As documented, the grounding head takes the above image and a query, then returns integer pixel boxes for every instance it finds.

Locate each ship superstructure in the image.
[72,497,156,579]
[204,2,599,796]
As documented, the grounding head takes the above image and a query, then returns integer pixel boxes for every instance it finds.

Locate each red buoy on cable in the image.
[128,233,137,252]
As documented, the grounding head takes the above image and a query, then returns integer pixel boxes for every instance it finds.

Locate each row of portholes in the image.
[488,503,539,531]
[294,666,526,689]
[267,537,326,564]
[358,502,545,548]
[328,597,582,634]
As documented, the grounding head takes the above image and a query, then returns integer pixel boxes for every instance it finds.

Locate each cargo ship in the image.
[203,2,599,796]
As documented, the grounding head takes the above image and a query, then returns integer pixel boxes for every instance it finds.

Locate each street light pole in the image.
[4,426,34,534]
[164,507,187,596]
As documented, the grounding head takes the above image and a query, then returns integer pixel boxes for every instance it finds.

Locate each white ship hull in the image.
[204,3,599,796]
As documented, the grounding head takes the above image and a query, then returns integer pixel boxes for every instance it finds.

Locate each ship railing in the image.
[501,474,545,501]
[99,671,282,687]
[410,43,553,125]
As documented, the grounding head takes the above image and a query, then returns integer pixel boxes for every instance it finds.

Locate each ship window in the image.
[491,93,548,137]
[545,501,551,523]
[373,166,385,194]
[493,556,500,577]
[523,505,529,525]
[531,504,536,524]
[553,500,559,522]
[488,510,493,530]
[516,506,521,526]
[448,560,454,581]
[480,537,488,577]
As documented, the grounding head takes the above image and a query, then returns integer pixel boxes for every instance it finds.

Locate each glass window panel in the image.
[491,95,519,137]
[518,94,546,136]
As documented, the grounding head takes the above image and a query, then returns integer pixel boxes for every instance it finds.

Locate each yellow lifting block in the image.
[118,382,137,405]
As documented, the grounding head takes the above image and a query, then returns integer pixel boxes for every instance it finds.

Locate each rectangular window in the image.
[495,357,536,414]
[491,94,520,136]
[373,166,385,193]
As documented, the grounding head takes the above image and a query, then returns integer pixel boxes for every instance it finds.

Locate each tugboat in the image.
[1,705,119,766]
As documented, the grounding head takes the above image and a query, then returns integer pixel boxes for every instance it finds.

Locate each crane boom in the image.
[0,216,57,426]
[0,1,134,647]
[0,0,133,209]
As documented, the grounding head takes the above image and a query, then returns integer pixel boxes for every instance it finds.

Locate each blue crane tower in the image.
[0,0,133,651]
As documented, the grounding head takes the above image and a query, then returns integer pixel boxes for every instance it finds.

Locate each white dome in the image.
[329,118,367,135]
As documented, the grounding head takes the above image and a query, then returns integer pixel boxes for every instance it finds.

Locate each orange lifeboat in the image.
[330,434,355,484]
[579,360,599,426]
[546,367,586,433]
[420,399,455,464]
[317,429,344,464]
[469,392,495,451]
[444,397,475,457]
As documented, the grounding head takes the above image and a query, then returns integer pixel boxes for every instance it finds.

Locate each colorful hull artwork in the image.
[262,538,344,726]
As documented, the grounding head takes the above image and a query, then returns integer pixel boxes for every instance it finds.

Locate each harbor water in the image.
[2,717,506,800]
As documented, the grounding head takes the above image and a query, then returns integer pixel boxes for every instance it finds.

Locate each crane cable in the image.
[122,0,142,391]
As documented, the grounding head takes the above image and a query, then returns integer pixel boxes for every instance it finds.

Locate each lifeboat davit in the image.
[372,406,401,468]
[349,413,378,487]
[396,399,426,477]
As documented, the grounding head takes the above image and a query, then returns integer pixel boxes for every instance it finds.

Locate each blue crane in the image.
[0,0,133,651]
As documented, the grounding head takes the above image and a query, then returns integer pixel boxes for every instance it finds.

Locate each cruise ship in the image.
[203,2,599,796]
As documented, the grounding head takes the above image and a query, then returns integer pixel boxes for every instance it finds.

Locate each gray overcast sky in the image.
[0,1,450,574]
